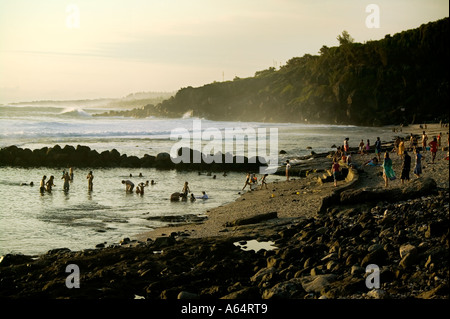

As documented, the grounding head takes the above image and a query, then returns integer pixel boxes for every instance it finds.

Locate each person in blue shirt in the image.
[197,191,208,199]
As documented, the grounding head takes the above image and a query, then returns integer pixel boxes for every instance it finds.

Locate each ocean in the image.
[0,104,398,255]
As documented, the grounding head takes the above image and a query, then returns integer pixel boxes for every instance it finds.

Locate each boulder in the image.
[220,287,260,299]
[250,267,276,283]
[399,244,417,259]
[340,177,437,205]
[299,274,338,293]
[360,247,388,267]
[155,152,175,169]
[0,254,34,267]
[224,212,278,227]
[170,192,183,201]
[262,278,306,299]
[152,236,176,249]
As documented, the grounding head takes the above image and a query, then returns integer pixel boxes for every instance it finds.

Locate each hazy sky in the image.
[0,0,448,103]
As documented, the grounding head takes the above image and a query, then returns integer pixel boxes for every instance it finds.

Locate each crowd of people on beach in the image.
[328,129,448,188]
[377,129,447,188]
[228,126,448,193]
[26,125,449,200]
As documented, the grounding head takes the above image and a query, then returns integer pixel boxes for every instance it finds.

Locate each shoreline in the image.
[0,123,448,299]
[134,123,449,242]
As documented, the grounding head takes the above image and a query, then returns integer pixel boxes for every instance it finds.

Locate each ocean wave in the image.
[59,107,92,118]
[0,129,174,139]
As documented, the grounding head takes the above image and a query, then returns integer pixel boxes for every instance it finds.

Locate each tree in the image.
[337,31,354,45]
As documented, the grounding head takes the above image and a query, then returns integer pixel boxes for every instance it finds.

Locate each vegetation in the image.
[12,92,175,110]
[106,18,449,126]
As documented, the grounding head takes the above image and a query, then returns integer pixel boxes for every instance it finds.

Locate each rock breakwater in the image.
[0,145,265,172]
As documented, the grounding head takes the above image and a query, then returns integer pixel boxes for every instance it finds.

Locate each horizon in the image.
[0,0,448,104]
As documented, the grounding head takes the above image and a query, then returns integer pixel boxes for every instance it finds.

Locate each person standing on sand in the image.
[398,138,405,159]
[374,137,382,161]
[285,160,291,181]
[400,151,411,185]
[242,173,251,190]
[382,152,396,188]
[413,149,423,178]
[343,138,349,153]
[429,137,438,164]
[87,171,94,191]
[421,131,428,152]
[332,158,341,187]
[260,174,268,190]
[359,139,365,155]
[409,133,415,151]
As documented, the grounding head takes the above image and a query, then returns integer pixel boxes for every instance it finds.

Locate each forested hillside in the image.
[129,18,450,126]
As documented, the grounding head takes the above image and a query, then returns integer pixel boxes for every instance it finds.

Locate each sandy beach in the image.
[135,123,449,242]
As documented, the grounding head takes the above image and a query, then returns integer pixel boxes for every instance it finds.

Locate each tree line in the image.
[105,18,449,126]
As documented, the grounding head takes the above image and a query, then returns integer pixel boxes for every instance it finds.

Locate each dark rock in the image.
[224,212,277,227]
[170,192,183,201]
[299,274,338,294]
[360,248,389,267]
[154,152,175,169]
[153,236,176,248]
[0,254,34,267]
[323,277,366,298]
[416,283,449,299]
[177,291,200,299]
[425,220,448,238]
[262,278,306,299]
[399,253,419,269]
[340,177,437,205]
[220,287,260,299]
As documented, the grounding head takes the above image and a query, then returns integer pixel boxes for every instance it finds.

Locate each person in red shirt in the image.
[429,137,438,164]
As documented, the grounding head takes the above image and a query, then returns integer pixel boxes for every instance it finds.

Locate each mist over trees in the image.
[112,18,449,126]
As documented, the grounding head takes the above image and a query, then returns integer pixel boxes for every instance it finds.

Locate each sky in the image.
[0,0,448,103]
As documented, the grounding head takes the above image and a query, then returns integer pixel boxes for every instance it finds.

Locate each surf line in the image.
[169,119,279,174]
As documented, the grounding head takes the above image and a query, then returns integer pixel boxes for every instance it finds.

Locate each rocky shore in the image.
[0,124,448,301]
[0,176,448,300]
